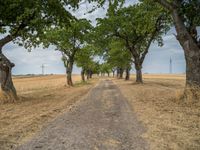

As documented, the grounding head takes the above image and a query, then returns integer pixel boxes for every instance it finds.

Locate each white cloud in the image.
[0,1,189,75]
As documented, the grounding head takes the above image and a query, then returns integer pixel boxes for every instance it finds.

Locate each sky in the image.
[2,0,188,75]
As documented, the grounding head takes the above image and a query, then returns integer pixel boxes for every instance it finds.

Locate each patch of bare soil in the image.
[0,75,97,150]
[114,74,200,150]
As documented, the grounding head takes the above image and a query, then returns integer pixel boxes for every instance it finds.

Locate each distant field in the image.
[114,74,200,150]
[142,74,185,79]
[13,74,81,95]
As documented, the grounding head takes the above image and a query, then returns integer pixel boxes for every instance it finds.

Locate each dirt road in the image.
[17,80,149,150]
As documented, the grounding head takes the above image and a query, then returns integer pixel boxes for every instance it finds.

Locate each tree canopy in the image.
[95,2,171,82]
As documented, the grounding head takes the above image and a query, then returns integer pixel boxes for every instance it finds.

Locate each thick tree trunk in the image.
[107,72,110,77]
[86,70,90,80]
[0,35,18,102]
[112,71,115,77]
[157,0,200,100]
[0,52,18,102]
[135,63,143,83]
[89,70,92,79]
[65,61,73,86]
[125,67,130,80]
[171,9,200,99]
[81,69,85,82]
[116,68,120,78]
[119,68,123,79]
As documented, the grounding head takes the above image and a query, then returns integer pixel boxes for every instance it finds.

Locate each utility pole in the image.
[170,57,172,74]
[41,64,45,75]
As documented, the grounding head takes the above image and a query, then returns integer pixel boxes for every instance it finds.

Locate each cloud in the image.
[142,28,185,74]
[0,1,190,75]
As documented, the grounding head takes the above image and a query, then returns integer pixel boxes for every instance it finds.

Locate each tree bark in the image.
[125,67,130,80]
[0,52,18,102]
[156,0,200,100]
[0,36,18,102]
[112,69,115,77]
[107,72,109,77]
[116,68,120,78]
[89,70,92,78]
[86,70,90,80]
[81,69,85,82]
[172,10,200,86]
[65,60,73,86]
[135,62,143,83]
[119,68,123,79]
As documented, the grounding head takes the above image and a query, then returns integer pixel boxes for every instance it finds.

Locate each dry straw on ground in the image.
[114,74,200,150]
[0,75,96,150]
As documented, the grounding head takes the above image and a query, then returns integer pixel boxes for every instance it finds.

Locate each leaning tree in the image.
[146,0,200,99]
[45,19,92,86]
[0,0,78,101]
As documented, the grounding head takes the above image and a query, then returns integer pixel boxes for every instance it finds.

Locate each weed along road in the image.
[17,80,149,150]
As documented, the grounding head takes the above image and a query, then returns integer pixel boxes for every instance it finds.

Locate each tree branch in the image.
[155,0,175,11]
[0,35,13,52]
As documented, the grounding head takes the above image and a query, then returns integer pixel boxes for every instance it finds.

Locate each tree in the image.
[96,4,170,83]
[150,0,200,99]
[75,45,96,82]
[45,19,92,86]
[107,40,132,79]
[100,63,112,77]
[0,0,75,101]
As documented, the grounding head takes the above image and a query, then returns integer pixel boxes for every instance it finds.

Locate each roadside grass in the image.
[114,74,200,150]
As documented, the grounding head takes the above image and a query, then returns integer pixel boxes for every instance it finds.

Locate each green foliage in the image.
[95,2,171,69]
[151,0,200,41]
[45,19,92,59]
[75,44,96,70]
[98,3,170,47]
[181,0,200,27]
[0,0,77,49]
[100,63,112,74]
[107,40,132,70]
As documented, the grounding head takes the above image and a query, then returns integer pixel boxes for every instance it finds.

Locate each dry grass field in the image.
[0,74,199,150]
[114,74,200,150]
[0,75,97,150]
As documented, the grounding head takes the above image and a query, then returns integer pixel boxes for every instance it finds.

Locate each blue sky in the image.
[1,0,188,75]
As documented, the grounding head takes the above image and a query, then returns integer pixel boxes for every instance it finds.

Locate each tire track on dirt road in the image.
[17,79,149,150]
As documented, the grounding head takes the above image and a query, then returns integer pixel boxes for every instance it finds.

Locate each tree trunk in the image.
[86,70,90,80]
[89,70,92,78]
[157,0,200,100]
[112,70,115,77]
[171,9,200,99]
[66,60,73,86]
[81,69,85,82]
[0,34,18,102]
[119,68,123,79]
[116,68,120,78]
[107,72,110,77]
[0,52,18,102]
[135,63,143,83]
[125,67,130,80]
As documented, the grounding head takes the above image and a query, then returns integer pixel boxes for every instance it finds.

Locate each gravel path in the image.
[17,79,149,150]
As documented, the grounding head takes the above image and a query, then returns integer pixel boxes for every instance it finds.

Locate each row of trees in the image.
[94,2,171,83]
[0,0,200,102]
[94,0,200,100]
